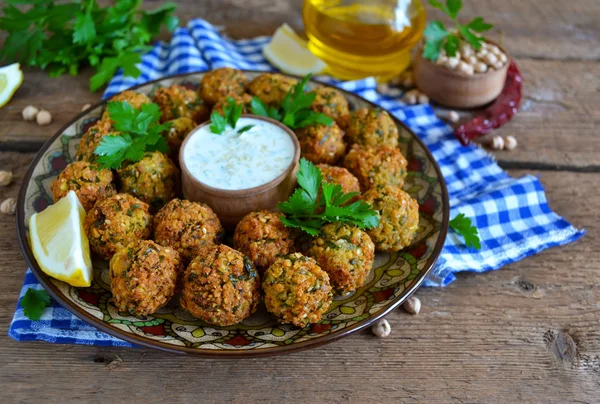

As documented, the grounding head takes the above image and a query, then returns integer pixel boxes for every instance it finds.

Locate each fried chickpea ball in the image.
[247,73,298,106]
[76,118,116,162]
[211,93,253,116]
[307,223,375,295]
[362,185,419,252]
[343,144,408,190]
[163,117,196,158]
[345,107,399,148]
[101,90,151,122]
[152,85,210,123]
[295,123,346,165]
[110,240,182,316]
[310,86,350,126]
[317,164,360,194]
[262,253,333,327]
[233,210,295,273]
[51,161,116,211]
[200,67,248,104]
[116,151,180,210]
[84,193,152,260]
[153,198,224,261]
[180,244,260,326]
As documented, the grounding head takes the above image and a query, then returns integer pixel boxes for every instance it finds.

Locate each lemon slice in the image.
[29,191,93,287]
[0,63,24,108]
[263,24,327,76]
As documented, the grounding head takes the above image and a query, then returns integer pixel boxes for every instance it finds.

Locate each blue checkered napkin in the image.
[9,18,584,345]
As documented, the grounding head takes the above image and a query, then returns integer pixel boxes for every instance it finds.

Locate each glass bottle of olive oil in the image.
[303,0,426,81]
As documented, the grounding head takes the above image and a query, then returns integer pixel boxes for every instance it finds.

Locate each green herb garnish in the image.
[278,158,379,236]
[449,213,481,249]
[250,74,334,130]
[93,101,170,169]
[423,0,494,61]
[210,97,254,134]
[0,0,178,92]
[21,288,51,321]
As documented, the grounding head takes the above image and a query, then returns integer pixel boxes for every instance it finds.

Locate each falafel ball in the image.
[200,67,248,104]
[84,193,153,259]
[310,86,350,126]
[295,123,346,165]
[110,240,182,316]
[153,198,224,261]
[262,253,333,327]
[211,93,253,116]
[76,119,117,162]
[361,185,419,252]
[307,223,375,294]
[153,84,210,123]
[247,73,298,106]
[180,244,260,326]
[345,107,399,148]
[51,161,116,211]
[233,210,295,273]
[116,151,180,210]
[163,117,196,159]
[343,144,407,190]
[317,164,360,194]
[101,90,151,122]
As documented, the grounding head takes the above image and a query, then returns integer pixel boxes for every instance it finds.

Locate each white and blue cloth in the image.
[9,19,584,346]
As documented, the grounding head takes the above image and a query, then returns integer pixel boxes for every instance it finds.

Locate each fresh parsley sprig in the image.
[250,74,334,130]
[449,213,481,249]
[209,97,254,134]
[278,159,379,236]
[423,0,494,61]
[20,288,51,321]
[93,101,170,169]
[0,0,178,92]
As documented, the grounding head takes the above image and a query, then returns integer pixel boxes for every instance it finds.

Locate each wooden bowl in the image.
[414,43,510,108]
[179,114,301,228]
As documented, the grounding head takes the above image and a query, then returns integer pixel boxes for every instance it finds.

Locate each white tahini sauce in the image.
[183,117,296,190]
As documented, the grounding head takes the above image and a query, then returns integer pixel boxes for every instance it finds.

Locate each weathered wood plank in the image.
[0,152,598,403]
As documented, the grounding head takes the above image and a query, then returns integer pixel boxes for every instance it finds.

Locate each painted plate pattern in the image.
[18,72,448,356]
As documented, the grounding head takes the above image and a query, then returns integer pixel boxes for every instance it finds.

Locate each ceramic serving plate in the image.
[17,71,449,357]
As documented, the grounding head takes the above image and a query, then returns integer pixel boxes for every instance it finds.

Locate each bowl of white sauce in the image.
[179,115,301,227]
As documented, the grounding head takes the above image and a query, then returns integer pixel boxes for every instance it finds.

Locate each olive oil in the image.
[303,0,426,81]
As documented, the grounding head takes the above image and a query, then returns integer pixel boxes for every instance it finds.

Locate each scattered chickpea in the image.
[417,93,429,104]
[504,135,518,151]
[36,110,52,126]
[491,135,505,150]
[447,110,460,123]
[81,103,92,112]
[0,198,17,215]
[22,105,39,121]
[376,83,389,94]
[402,89,419,105]
[0,171,13,187]
[371,319,391,337]
[402,296,421,315]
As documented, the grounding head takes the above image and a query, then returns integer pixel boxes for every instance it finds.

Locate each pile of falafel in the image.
[49,68,420,329]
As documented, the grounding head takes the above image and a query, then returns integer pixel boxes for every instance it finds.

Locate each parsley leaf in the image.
[0,1,178,92]
[94,101,170,169]
[237,124,254,134]
[21,288,51,321]
[209,111,228,134]
[210,97,245,134]
[449,213,481,250]
[250,74,333,130]
[278,158,379,236]
[423,0,494,61]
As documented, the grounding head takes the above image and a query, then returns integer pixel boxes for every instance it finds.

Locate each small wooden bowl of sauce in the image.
[179,115,300,228]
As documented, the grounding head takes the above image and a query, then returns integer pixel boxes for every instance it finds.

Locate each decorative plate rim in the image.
[16,70,449,357]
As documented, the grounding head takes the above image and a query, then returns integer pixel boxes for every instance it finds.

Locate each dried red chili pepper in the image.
[454,60,523,145]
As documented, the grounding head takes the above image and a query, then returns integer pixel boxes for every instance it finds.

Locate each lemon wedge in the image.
[29,191,93,287]
[263,24,327,76]
[0,63,24,108]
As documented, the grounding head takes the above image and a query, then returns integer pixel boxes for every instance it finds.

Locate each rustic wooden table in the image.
[1,0,598,402]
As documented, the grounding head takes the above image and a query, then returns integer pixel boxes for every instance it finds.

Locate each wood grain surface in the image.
[0,0,598,403]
